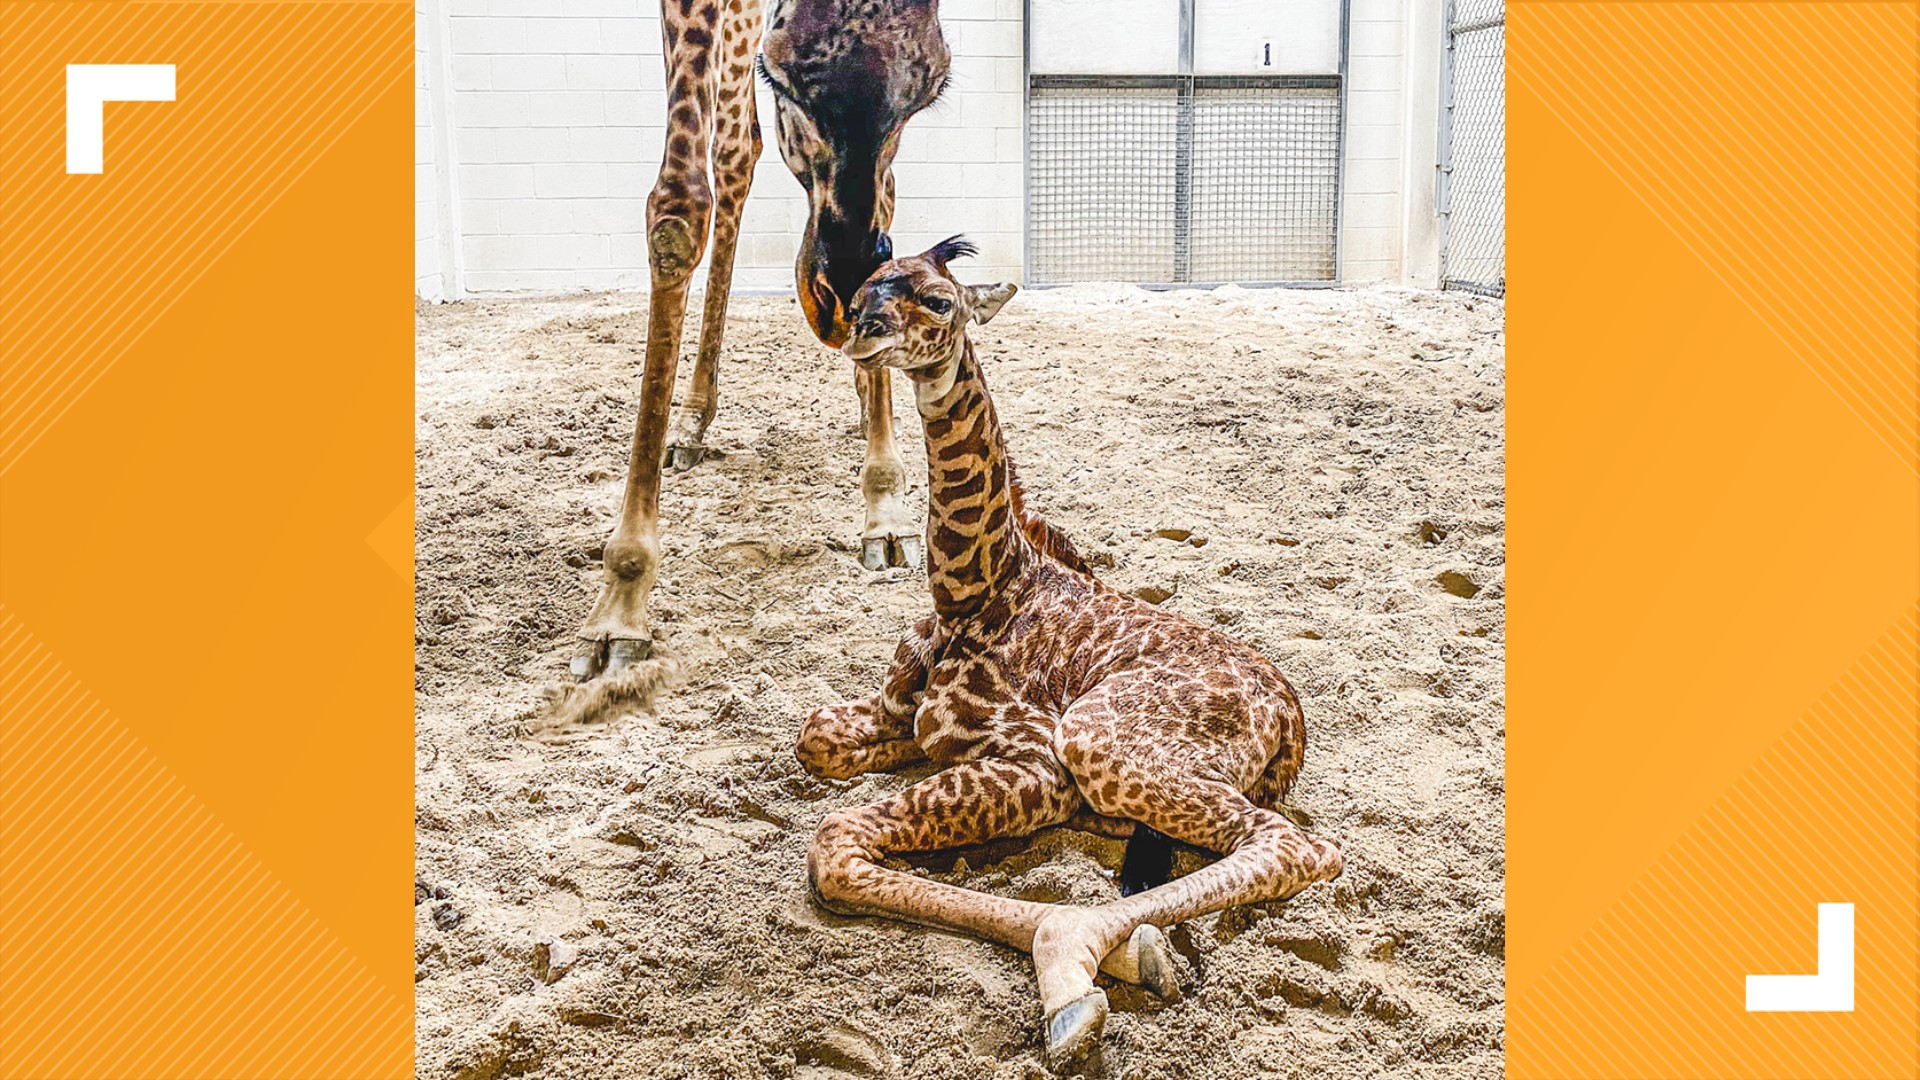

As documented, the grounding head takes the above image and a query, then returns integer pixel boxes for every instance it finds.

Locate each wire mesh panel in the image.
[1028,75,1341,286]
[1441,0,1505,296]
[1027,79,1180,285]
[1451,0,1504,32]
[1191,78,1341,283]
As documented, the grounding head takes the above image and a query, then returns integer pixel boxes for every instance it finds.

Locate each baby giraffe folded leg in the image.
[805,751,1179,993]
[796,614,936,779]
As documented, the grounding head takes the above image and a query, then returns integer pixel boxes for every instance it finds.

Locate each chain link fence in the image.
[1440,0,1505,296]
[1028,75,1342,286]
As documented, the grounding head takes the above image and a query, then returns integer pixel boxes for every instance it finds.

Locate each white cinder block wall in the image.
[416,0,1442,298]
[1349,0,1446,286]
[1346,0,1409,282]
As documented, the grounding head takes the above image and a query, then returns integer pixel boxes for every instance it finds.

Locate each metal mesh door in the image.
[1190,78,1341,283]
[1028,75,1343,286]
[1440,0,1505,296]
[1026,80,1180,284]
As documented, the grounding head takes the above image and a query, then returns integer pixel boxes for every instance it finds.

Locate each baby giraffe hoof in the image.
[1129,924,1179,1001]
[1045,990,1109,1067]
[859,535,923,571]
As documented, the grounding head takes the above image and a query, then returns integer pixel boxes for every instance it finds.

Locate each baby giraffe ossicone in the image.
[794,238,1345,1064]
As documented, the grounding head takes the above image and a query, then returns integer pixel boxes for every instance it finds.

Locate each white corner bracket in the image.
[67,64,175,174]
[1745,902,1854,1012]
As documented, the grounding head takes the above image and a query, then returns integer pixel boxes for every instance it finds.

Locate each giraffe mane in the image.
[1005,460,1092,577]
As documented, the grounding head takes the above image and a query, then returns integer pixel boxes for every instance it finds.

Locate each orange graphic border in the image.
[1509,3,1918,1077]
[0,4,414,1077]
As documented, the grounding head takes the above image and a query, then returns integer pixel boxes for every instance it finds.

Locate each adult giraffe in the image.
[570,0,951,685]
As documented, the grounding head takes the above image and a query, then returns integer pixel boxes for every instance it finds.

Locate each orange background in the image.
[0,3,413,1077]
[1510,2,1918,1077]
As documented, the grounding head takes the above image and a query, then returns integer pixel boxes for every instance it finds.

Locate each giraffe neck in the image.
[914,339,1029,621]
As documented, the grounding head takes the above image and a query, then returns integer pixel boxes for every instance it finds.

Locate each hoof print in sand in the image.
[794,1023,892,1078]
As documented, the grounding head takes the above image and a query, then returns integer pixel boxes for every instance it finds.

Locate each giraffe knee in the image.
[795,714,856,780]
[812,809,864,853]
[807,810,870,911]
[648,216,705,279]
[1306,834,1343,881]
[1251,814,1343,895]
[647,180,712,279]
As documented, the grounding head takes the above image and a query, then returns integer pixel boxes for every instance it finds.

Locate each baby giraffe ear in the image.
[966,282,1018,324]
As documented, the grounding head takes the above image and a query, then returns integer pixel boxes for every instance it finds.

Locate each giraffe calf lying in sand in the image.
[793,237,1346,1064]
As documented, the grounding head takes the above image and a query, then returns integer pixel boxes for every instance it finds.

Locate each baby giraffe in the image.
[794,238,1345,1064]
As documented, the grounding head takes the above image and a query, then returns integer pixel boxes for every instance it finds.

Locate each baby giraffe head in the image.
[841,236,1018,386]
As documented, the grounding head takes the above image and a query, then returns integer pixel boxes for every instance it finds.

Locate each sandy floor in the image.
[414,283,1506,1080]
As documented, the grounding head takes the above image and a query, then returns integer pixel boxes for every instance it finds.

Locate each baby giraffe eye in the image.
[922,296,952,315]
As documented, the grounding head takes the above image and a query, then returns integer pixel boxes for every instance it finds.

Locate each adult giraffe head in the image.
[759,0,951,346]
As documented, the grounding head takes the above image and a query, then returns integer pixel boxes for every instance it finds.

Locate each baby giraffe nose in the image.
[854,316,888,340]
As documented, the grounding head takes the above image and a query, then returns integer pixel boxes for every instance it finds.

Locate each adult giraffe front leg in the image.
[572,0,725,683]
[664,0,765,473]
[856,165,917,570]
[857,364,920,570]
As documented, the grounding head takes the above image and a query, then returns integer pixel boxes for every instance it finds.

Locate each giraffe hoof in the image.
[889,535,924,570]
[569,635,651,682]
[860,535,922,571]
[1130,924,1180,1001]
[607,637,651,672]
[1313,837,1345,880]
[569,638,603,681]
[1044,990,1109,1066]
[665,444,708,472]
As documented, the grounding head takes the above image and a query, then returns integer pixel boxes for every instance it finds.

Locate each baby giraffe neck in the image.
[914,338,1027,620]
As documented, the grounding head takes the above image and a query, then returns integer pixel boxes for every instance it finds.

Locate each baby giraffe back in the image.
[914,558,1307,816]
